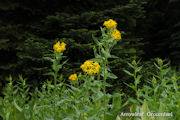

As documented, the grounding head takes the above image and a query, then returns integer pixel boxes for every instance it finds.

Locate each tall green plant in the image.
[122,58,180,120]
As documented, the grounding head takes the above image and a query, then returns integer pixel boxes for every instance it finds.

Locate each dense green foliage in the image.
[0,0,180,119]
[0,24,179,119]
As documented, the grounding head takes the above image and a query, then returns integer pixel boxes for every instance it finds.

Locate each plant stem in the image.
[54,66,58,119]
[134,70,137,93]
[103,58,107,120]
[54,71,57,97]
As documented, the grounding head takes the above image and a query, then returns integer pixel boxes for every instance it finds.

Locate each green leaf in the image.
[110,55,119,59]
[106,93,122,120]
[127,63,134,69]
[128,98,138,104]
[89,58,103,63]
[108,37,114,43]
[6,112,10,120]
[56,64,62,71]
[140,100,154,120]
[62,59,69,66]
[135,75,142,85]
[108,73,118,79]
[123,70,134,76]
[13,100,23,112]
[154,63,161,70]
[43,57,54,62]
[43,72,54,76]
[70,86,81,92]
[101,47,110,58]
[157,102,167,120]
[55,52,62,60]
[92,35,102,46]
[113,93,122,104]
[135,66,143,73]
[94,90,104,101]
[162,67,171,75]
[154,86,159,93]
[128,48,136,54]
[130,104,137,113]
[115,115,121,120]
[124,82,135,91]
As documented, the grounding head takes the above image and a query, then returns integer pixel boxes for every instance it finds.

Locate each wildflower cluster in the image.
[68,73,77,81]
[80,60,100,75]
[103,19,121,40]
[103,19,117,28]
[53,41,66,53]
[2,18,180,120]
[111,29,121,40]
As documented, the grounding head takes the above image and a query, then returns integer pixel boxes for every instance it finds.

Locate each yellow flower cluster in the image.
[111,29,121,40]
[103,19,117,28]
[103,19,122,40]
[68,73,77,81]
[80,60,100,75]
[53,41,66,53]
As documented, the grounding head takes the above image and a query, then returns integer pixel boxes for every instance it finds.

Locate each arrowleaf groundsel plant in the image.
[0,19,179,120]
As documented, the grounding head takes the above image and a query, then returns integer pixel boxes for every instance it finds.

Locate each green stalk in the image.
[53,70,57,119]
[53,55,58,119]
[98,46,101,82]
[97,71,100,81]
[134,70,137,93]
[103,58,107,120]
[54,71,57,97]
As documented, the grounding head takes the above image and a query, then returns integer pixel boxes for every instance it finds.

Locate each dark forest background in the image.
[0,0,180,94]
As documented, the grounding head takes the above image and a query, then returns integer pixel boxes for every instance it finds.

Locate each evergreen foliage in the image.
[0,0,146,90]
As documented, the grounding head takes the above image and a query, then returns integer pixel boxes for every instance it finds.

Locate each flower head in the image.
[69,74,77,81]
[103,19,117,28]
[53,41,66,53]
[111,29,121,40]
[80,60,100,75]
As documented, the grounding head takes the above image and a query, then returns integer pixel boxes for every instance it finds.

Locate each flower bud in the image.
[152,77,157,84]
[132,60,136,65]
[8,82,12,86]
[42,84,46,89]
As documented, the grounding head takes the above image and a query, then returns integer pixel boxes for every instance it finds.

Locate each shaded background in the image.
[0,0,180,94]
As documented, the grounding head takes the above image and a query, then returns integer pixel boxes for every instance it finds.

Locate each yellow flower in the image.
[87,69,94,75]
[103,19,117,28]
[68,74,77,81]
[80,60,100,75]
[111,29,121,40]
[53,41,66,53]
